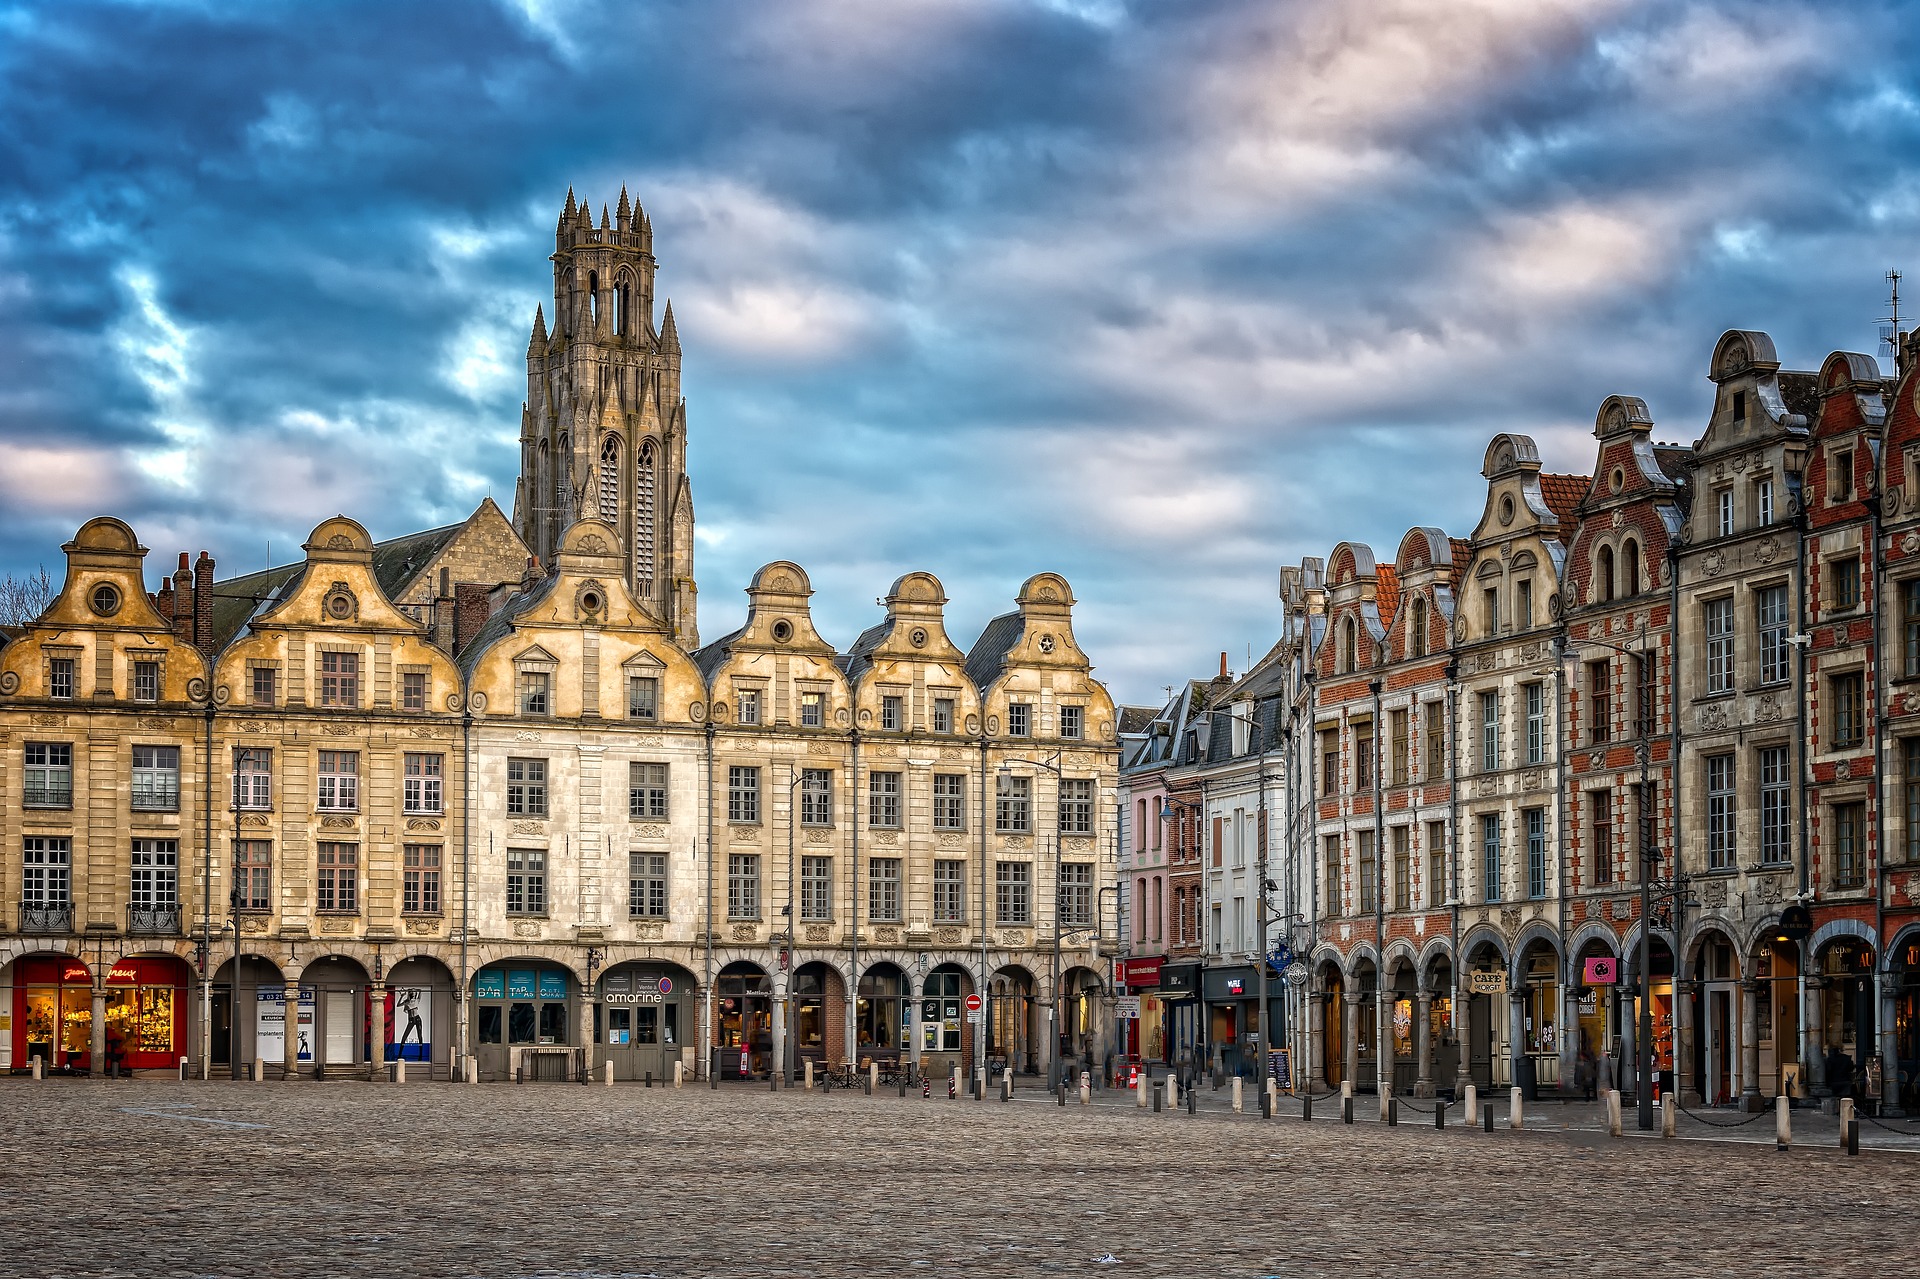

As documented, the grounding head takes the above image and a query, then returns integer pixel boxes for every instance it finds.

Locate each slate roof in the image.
[1778,370,1821,424]
[839,621,892,685]
[692,624,747,682]
[1118,705,1157,735]
[368,521,465,599]
[963,611,1023,690]
[1653,445,1692,483]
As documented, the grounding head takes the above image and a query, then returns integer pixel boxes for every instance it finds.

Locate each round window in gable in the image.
[581,590,602,614]
[1609,467,1625,495]
[771,619,794,643]
[1498,495,1516,527]
[89,583,121,617]
[909,627,928,648]
[326,593,355,620]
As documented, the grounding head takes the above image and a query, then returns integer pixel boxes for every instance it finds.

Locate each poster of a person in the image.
[386,987,432,1062]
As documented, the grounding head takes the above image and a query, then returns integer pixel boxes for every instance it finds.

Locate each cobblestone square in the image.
[0,1079,1907,1278]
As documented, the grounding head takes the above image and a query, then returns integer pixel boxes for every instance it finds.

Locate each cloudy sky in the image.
[2,0,1917,703]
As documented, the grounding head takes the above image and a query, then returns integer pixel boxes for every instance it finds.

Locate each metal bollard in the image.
[1302,1094,1312,1122]
[770,1073,778,1093]
[1483,1103,1493,1133]
[1153,1082,1163,1113]
[899,1077,907,1097]
[178,1055,189,1082]
[644,1068,651,1089]
[710,1049,719,1090]
[1186,1085,1196,1115]
[1342,1095,1353,1125]
[1847,1116,1860,1157]
[1435,1100,1445,1130]
[1260,1087,1270,1119]
[950,1072,958,1101]
[1775,1094,1791,1151]
[1059,1080,1067,1107]
[1837,1098,1855,1149]
[1388,1097,1398,1127]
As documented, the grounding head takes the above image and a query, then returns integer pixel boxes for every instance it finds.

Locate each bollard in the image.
[466,1058,478,1085]
[1267,1078,1279,1118]
[1302,1094,1313,1122]
[31,1057,43,1081]
[603,1060,613,1087]
[645,1069,652,1089]
[804,1060,814,1092]
[1435,1100,1445,1130]
[1606,1089,1622,1138]
[770,1074,778,1093]
[1261,1087,1270,1119]
[1343,1095,1353,1125]
[1167,1075,1179,1111]
[1837,1098,1855,1150]
[1137,1074,1148,1108]
[871,1061,880,1092]
[925,1077,933,1100]
[1153,1082,1163,1113]
[1341,1079,1354,1102]
[710,1050,719,1090]
[1847,1116,1860,1157]
[1463,1084,1478,1127]
[1059,1080,1067,1107]
[1509,1087,1524,1131]
[1388,1097,1398,1127]
[178,1055,189,1082]
[1232,1077,1244,1114]
[252,1058,263,1083]
[675,1061,685,1088]
[396,1057,408,1085]
[1661,1095,1676,1139]
[1379,1081,1392,1123]
[1483,1103,1493,1133]
[1003,1072,1013,1103]
[951,1072,959,1101]
[1187,1085,1196,1115]
[1776,1093,1791,1151]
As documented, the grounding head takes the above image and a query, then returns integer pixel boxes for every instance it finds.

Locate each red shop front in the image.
[104,957,189,1070]
[12,956,93,1070]
[10,955,188,1071]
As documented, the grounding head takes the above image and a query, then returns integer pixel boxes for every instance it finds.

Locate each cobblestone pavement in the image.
[0,1078,1911,1279]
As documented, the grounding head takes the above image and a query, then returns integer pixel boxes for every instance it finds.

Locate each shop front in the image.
[1516,943,1562,1096]
[715,961,772,1078]
[1202,965,1259,1078]
[1814,936,1875,1096]
[1157,961,1201,1081]
[473,962,575,1082]
[919,964,973,1079]
[1115,957,1167,1072]
[11,956,93,1072]
[103,956,189,1072]
[378,957,455,1078]
[1894,937,1920,1111]
[858,964,908,1065]
[986,966,1033,1075]
[599,963,693,1081]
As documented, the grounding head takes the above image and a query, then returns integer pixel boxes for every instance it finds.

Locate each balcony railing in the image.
[23,782,72,809]
[19,904,74,933]
[128,905,183,935]
[131,780,180,812]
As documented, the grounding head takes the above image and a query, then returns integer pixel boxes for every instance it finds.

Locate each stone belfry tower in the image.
[513,185,698,646]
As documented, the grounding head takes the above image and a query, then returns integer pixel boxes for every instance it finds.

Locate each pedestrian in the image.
[1575,1037,1597,1102]
[1825,1044,1854,1101]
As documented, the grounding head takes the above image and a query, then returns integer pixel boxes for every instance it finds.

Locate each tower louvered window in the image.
[598,436,621,522]
[635,440,657,594]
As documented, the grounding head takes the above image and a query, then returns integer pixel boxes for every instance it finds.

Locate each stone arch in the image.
[1458,924,1509,968]
[1567,920,1623,961]
[1509,922,1563,981]
[1710,329,1779,383]
[1807,915,1878,958]
[1415,937,1455,987]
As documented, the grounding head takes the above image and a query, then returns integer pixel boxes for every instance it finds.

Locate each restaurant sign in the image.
[1468,969,1508,995]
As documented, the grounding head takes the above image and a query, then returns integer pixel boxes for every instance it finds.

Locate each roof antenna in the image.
[1880,269,1906,377]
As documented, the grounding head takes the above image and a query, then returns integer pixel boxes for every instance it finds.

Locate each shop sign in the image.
[1115,996,1141,1020]
[1159,964,1198,995]
[295,989,314,1063]
[537,972,568,1000]
[1582,956,1619,986]
[257,987,287,1064]
[476,970,506,1000]
[604,991,663,1006]
[1268,1047,1291,1090]
[507,970,536,999]
[1118,956,1164,988]
[1224,977,1246,997]
[1468,970,1508,995]
[1774,904,1813,943]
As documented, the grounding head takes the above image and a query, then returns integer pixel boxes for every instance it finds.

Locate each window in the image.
[1392,826,1410,910]
[397,669,425,712]
[1587,661,1610,745]
[1590,791,1612,886]
[403,753,443,814]
[1060,705,1083,740]
[22,837,71,906]
[506,848,547,915]
[629,762,668,820]
[24,742,73,808]
[1480,691,1500,772]
[1904,582,1920,680]
[1008,702,1031,737]
[635,441,657,594]
[933,859,965,923]
[1516,579,1534,630]
[627,675,658,721]
[868,771,902,828]
[1059,778,1095,835]
[1832,672,1865,748]
[1830,557,1860,611]
[319,651,359,707]
[1428,822,1447,907]
[1732,389,1748,423]
[1623,540,1641,597]
[403,844,441,914]
[799,768,832,826]
[1761,746,1791,865]
[1321,728,1340,794]
[1357,830,1376,913]
[1755,476,1774,526]
[251,666,277,706]
[1389,710,1409,787]
[933,773,965,830]
[1597,546,1616,603]
[599,434,621,519]
[316,842,358,913]
[728,766,760,823]
[1908,742,1920,866]
[519,669,551,715]
[1704,598,1734,694]
[1833,802,1866,888]
[235,840,271,912]
[1636,781,1658,883]
[629,852,667,919]
[1716,488,1734,538]
[1341,619,1358,672]
[1354,724,1375,791]
[869,857,902,921]
[506,757,548,817]
[1324,837,1341,916]
[1411,596,1429,657]
[737,689,761,726]
[1060,861,1094,927]
[932,697,954,734]
[1833,449,1855,502]
[131,660,159,703]
[1522,809,1544,898]
[1524,682,1545,765]
[1481,814,1502,903]
[799,690,824,728]
[233,748,271,810]
[130,839,178,909]
[996,773,1031,833]
[1706,754,1735,870]
[1756,585,1790,684]
[317,751,359,812]
[802,855,834,921]
[1634,654,1655,738]
[49,657,74,700]
[1425,708,1445,781]
[995,861,1031,924]
[131,745,180,812]
[880,695,903,731]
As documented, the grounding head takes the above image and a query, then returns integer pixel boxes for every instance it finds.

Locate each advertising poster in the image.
[385,987,433,1062]
[256,986,287,1064]
[508,970,536,999]
[476,970,505,1000]
[296,988,315,1063]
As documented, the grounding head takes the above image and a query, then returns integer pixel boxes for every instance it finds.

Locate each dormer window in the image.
[519,670,551,716]
[1830,556,1861,611]
[1597,546,1615,603]
[627,675,659,721]
[1483,588,1500,636]
[1008,702,1031,737]
[1341,618,1357,672]
[1833,449,1854,502]
[800,690,824,728]
[1410,597,1428,657]
[1732,389,1747,423]
[49,657,74,701]
[880,694,903,731]
[1755,477,1774,526]
[132,660,159,703]
[738,688,762,726]
[1060,705,1084,740]
[1716,489,1734,538]
[1623,540,1642,597]
[1516,579,1534,630]
[319,651,359,708]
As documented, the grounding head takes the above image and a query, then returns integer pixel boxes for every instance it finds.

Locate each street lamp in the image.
[782,766,809,1085]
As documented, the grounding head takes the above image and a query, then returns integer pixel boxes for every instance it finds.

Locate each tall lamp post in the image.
[999,752,1066,1093]
[1159,794,1204,1085]
[781,766,808,1085]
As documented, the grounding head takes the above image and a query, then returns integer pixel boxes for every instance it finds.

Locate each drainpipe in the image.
[850,726,862,1070]
[1666,536,1685,1101]
[458,704,472,1077]
[200,686,215,1080]
[1553,622,1571,1084]
[1304,669,1320,1084]
[1369,679,1385,1094]
[978,730,990,1084]
[1256,729,1272,1088]
[1793,487,1813,1086]
[1868,486,1893,1107]
[702,721,715,1080]
[1446,661,1463,1092]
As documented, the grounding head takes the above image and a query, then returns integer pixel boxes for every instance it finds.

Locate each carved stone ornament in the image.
[514,920,542,938]
[1063,837,1095,854]
[138,716,173,730]
[689,701,705,722]
[1522,642,1543,662]
[1548,593,1563,620]
[1702,550,1727,578]
[238,814,270,829]
[1756,536,1782,564]
[1455,615,1472,645]
[808,740,837,756]
[635,922,666,941]
[576,533,610,555]
[1754,694,1782,724]
[857,709,872,726]
[965,715,981,734]
[803,827,831,845]
[1837,758,1854,782]
[998,930,1031,948]
[804,924,833,943]
[1702,881,1729,909]
[514,730,542,742]
[410,725,439,738]
[238,719,267,734]
[1611,509,1625,529]
[469,692,488,713]
[986,715,1001,735]
[941,747,966,761]
[731,923,759,942]
[213,684,232,706]
[769,574,796,592]
[405,818,441,832]
[318,915,354,935]
[320,816,357,830]
[1732,453,1750,474]
[404,917,440,936]
[186,677,209,701]
[635,824,666,840]
[938,833,965,849]
[1904,532,1920,556]
[1610,898,1634,921]
[0,671,16,695]
[934,927,964,946]
[1699,704,1730,732]
[323,724,354,737]
[1001,836,1030,851]
[1477,653,1497,673]
[1756,876,1785,904]
[875,743,900,758]
[1832,626,1853,650]
[510,820,544,835]
[241,915,272,934]
[326,534,355,550]
[871,831,900,848]
[31,713,67,726]
[731,824,760,842]
[1499,906,1522,934]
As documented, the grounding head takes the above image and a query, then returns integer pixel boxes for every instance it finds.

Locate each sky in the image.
[2,0,1918,705]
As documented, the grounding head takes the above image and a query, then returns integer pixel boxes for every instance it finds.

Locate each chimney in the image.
[154,581,175,623]
[454,582,493,655]
[171,553,193,645]
[1213,651,1233,688]
[432,567,454,651]
[193,551,216,656]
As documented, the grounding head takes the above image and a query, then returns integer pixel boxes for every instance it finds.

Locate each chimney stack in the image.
[193,551,215,656]
[170,553,193,645]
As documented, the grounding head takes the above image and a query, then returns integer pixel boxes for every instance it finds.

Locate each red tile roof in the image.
[1448,538,1472,595]
[1539,473,1591,539]
[1373,564,1399,635]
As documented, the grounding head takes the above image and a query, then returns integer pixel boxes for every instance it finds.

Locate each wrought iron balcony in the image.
[22,782,72,809]
[128,905,183,935]
[18,904,74,933]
